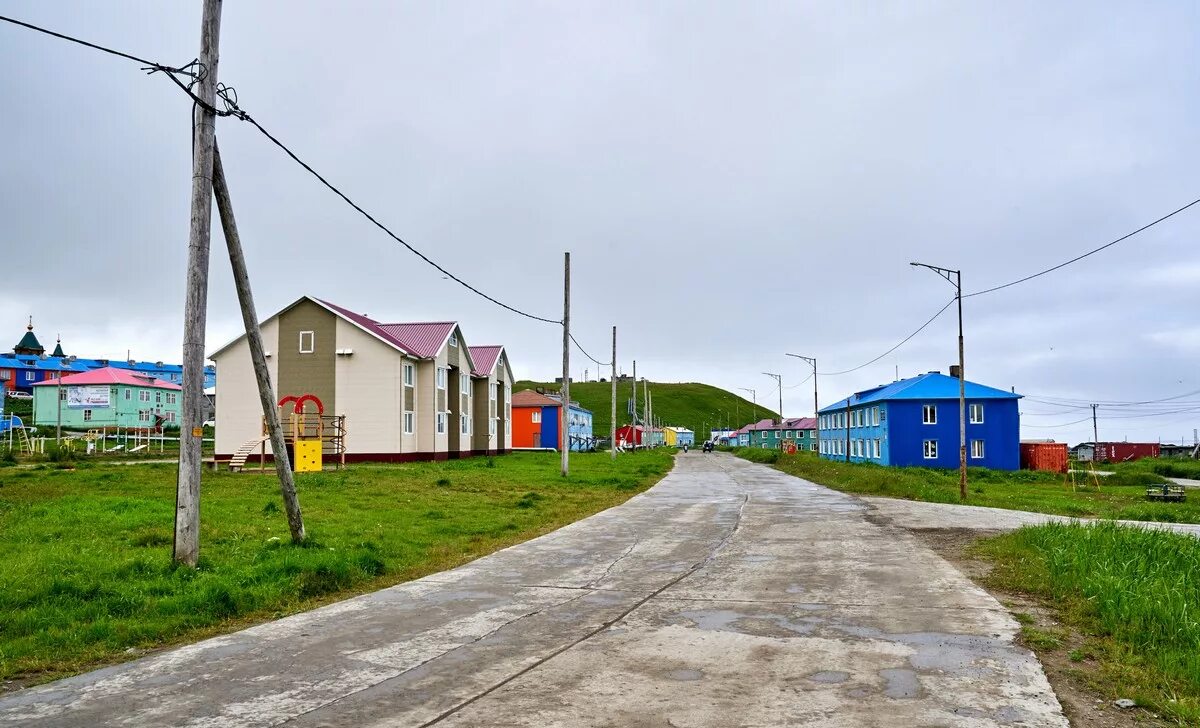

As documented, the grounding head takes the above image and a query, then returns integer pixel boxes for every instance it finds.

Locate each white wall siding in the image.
[213,319,279,455]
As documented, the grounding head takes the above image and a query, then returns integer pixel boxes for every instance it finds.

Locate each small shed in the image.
[1020,441,1068,474]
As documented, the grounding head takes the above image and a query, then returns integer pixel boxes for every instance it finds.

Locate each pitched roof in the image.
[378,322,457,359]
[511,389,562,408]
[467,345,503,377]
[14,329,43,354]
[33,366,180,390]
[818,372,1020,414]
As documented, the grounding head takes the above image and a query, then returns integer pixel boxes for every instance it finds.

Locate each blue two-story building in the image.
[817,371,1020,470]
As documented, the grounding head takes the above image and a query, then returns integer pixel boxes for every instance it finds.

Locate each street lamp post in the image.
[763,372,783,450]
[787,353,818,453]
[738,388,757,446]
[911,261,966,501]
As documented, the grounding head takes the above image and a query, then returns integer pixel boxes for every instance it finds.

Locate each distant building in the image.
[744,417,817,451]
[511,390,561,449]
[818,371,1020,470]
[32,367,182,429]
[664,427,695,447]
[546,393,595,451]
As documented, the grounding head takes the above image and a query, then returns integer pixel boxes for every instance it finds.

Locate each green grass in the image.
[975,522,1200,722]
[739,449,1200,523]
[1093,457,1200,482]
[515,380,775,442]
[0,450,674,684]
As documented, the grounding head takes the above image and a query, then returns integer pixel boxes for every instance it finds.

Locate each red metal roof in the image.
[467,345,503,377]
[378,322,457,359]
[511,389,562,408]
[33,366,181,390]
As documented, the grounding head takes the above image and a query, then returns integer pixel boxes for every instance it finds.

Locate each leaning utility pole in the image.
[561,252,570,476]
[174,0,223,567]
[211,142,305,543]
[1092,404,1099,453]
[610,326,616,460]
[911,261,967,501]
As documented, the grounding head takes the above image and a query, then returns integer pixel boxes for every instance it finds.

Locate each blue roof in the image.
[819,372,1020,414]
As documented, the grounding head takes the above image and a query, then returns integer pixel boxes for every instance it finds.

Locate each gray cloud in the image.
[2,1,1197,445]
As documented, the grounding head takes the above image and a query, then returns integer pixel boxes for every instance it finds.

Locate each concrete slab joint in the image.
[0,454,1068,727]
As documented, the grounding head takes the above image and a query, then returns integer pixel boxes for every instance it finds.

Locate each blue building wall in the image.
[885,399,1018,470]
[538,405,560,449]
[677,430,695,447]
[566,405,594,451]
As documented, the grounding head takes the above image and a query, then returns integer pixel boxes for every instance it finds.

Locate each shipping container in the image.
[1093,442,1160,463]
[1020,442,1068,473]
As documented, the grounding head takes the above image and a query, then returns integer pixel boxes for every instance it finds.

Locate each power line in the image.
[568,332,611,367]
[819,298,956,376]
[0,14,561,326]
[964,197,1200,298]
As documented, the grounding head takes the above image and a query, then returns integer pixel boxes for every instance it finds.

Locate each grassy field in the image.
[736,449,1200,523]
[976,523,1200,723]
[515,380,774,440]
[0,449,674,685]
[1092,456,1200,481]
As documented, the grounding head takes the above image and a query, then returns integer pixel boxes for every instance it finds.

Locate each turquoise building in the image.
[33,367,183,429]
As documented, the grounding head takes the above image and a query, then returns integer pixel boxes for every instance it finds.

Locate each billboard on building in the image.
[67,385,111,409]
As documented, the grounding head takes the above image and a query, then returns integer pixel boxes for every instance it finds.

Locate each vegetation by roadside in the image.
[1088,457,1200,482]
[733,448,1200,523]
[0,450,674,687]
[973,523,1200,724]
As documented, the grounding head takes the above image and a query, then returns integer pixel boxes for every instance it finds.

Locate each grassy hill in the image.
[513,380,777,441]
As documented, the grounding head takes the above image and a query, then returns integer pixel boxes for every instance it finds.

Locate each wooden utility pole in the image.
[1092,404,1099,454]
[174,0,223,567]
[643,376,649,446]
[631,359,637,445]
[845,397,851,462]
[211,142,305,543]
[787,354,818,451]
[610,326,616,460]
[561,252,570,476]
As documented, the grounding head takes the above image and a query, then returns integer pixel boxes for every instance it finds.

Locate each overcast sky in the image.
[2,2,1197,445]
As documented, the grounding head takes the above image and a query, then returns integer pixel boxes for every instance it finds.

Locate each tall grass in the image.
[978,523,1200,720]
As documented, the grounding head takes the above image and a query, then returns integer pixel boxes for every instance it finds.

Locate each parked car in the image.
[5,391,32,400]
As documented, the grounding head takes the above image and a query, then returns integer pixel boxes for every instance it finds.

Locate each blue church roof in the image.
[819,372,1020,414]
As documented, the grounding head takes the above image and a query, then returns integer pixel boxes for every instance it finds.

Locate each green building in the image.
[746,417,818,451]
[33,367,182,429]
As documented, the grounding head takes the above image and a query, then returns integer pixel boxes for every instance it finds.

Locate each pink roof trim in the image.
[33,366,181,390]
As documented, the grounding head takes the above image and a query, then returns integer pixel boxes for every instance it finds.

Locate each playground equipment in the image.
[228,394,346,472]
[1,414,33,454]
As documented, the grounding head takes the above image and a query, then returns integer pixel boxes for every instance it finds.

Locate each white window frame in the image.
[490,382,497,402]
[124,388,131,400]
[532,410,541,424]
[436,367,447,390]
[59,388,66,401]
[461,414,470,435]
[436,412,446,434]
[299,330,315,354]
[139,390,151,402]
[139,409,151,423]
[872,407,880,426]
[489,418,496,436]
[969,403,984,424]
[449,332,458,347]
[166,411,177,423]
[461,373,470,393]
[923,440,938,459]
[784,430,793,438]
[874,439,881,458]
[403,362,415,387]
[971,439,985,459]
[403,410,415,435]
[922,404,937,425]
[166,392,177,405]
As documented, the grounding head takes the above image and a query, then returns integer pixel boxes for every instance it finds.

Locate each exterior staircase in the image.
[229,437,270,472]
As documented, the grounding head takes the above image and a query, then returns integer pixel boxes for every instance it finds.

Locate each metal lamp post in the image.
[910,261,966,501]
[787,353,818,453]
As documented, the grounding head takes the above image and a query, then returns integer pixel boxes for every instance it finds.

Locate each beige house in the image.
[209,296,513,462]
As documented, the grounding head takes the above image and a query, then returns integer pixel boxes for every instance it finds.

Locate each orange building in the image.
[511,390,561,448]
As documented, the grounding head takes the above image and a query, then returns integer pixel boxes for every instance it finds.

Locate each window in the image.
[436,367,447,390]
[923,440,938,459]
[139,390,151,402]
[436,412,446,434]
[25,371,34,382]
[490,383,497,402]
[922,404,937,424]
[59,388,66,401]
[971,440,985,459]
[299,331,315,354]
[449,332,458,347]
[872,407,880,426]
[83,409,93,421]
[969,403,984,424]
[874,439,881,459]
[139,410,151,423]
[461,415,470,435]
[403,363,415,387]
[784,430,792,438]
[166,411,177,423]
[403,411,414,434]
[166,393,177,405]
[461,373,470,393]
[489,418,496,436]
[531,410,541,424]
[810,443,817,452]
[155,391,162,404]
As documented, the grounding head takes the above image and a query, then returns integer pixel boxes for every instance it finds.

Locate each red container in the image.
[1020,442,1068,473]
[1094,442,1160,463]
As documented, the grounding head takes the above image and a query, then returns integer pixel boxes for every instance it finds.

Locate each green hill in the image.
[513,380,777,442]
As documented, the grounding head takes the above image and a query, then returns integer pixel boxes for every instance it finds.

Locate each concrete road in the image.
[0,454,1066,727]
